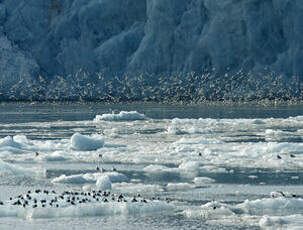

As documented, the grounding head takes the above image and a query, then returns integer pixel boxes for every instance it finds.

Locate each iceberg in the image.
[70,133,105,151]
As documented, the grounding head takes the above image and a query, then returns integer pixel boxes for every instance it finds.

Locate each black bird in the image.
[13,200,21,205]
[290,154,296,158]
[277,155,282,159]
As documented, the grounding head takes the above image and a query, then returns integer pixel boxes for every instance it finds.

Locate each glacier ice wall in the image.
[1,0,303,101]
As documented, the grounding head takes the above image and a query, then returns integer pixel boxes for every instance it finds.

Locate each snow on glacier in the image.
[1,0,303,100]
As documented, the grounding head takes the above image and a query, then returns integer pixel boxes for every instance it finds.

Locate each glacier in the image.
[0,0,303,101]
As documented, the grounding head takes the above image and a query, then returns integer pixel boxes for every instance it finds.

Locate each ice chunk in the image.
[40,151,69,162]
[0,159,43,177]
[0,136,22,149]
[166,183,194,191]
[70,133,104,151]
[96,175,112,190]
[259,215,303,229]
[236,197,303,215]
[94,111,147,121]
[113,182,164,193]
[52,172,128,184]
[143,164,171,172]
[179,161,200,171]
[52,174,89,184]
[193,177,216,186]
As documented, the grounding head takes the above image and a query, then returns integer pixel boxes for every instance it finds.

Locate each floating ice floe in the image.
[0,136,22,149]
[38,151,69,162]
[178,161,227,174]
[52,172,128,184]
[0,159,44,177]
[0,135,69,157]
[143,164,171,172]
[259,214,303,229]
[166,183,194,191]
[113,182,164,193]
[193,177,216,186]
[183,192,303,227]
[167,118,213,135]
[94,111,147,121]
[173,137,221,145]
[179,161,200,171]
[0,189,174,219]
[236,197,303,216]
[167,118,266,136]
[0,136,30,154]
[70,133,105,151]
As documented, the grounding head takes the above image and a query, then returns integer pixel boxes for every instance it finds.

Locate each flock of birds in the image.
[8,150,298,212]
[4,151,161,210]
[2,69,302,103]
[2,189,152,209]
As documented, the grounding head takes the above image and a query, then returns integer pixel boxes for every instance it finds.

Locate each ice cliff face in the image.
[0,0,303,101]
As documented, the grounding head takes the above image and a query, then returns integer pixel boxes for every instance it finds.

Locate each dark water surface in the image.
[1,102,303,123]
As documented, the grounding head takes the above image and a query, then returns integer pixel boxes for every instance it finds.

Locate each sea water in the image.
[0,103,303,229]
